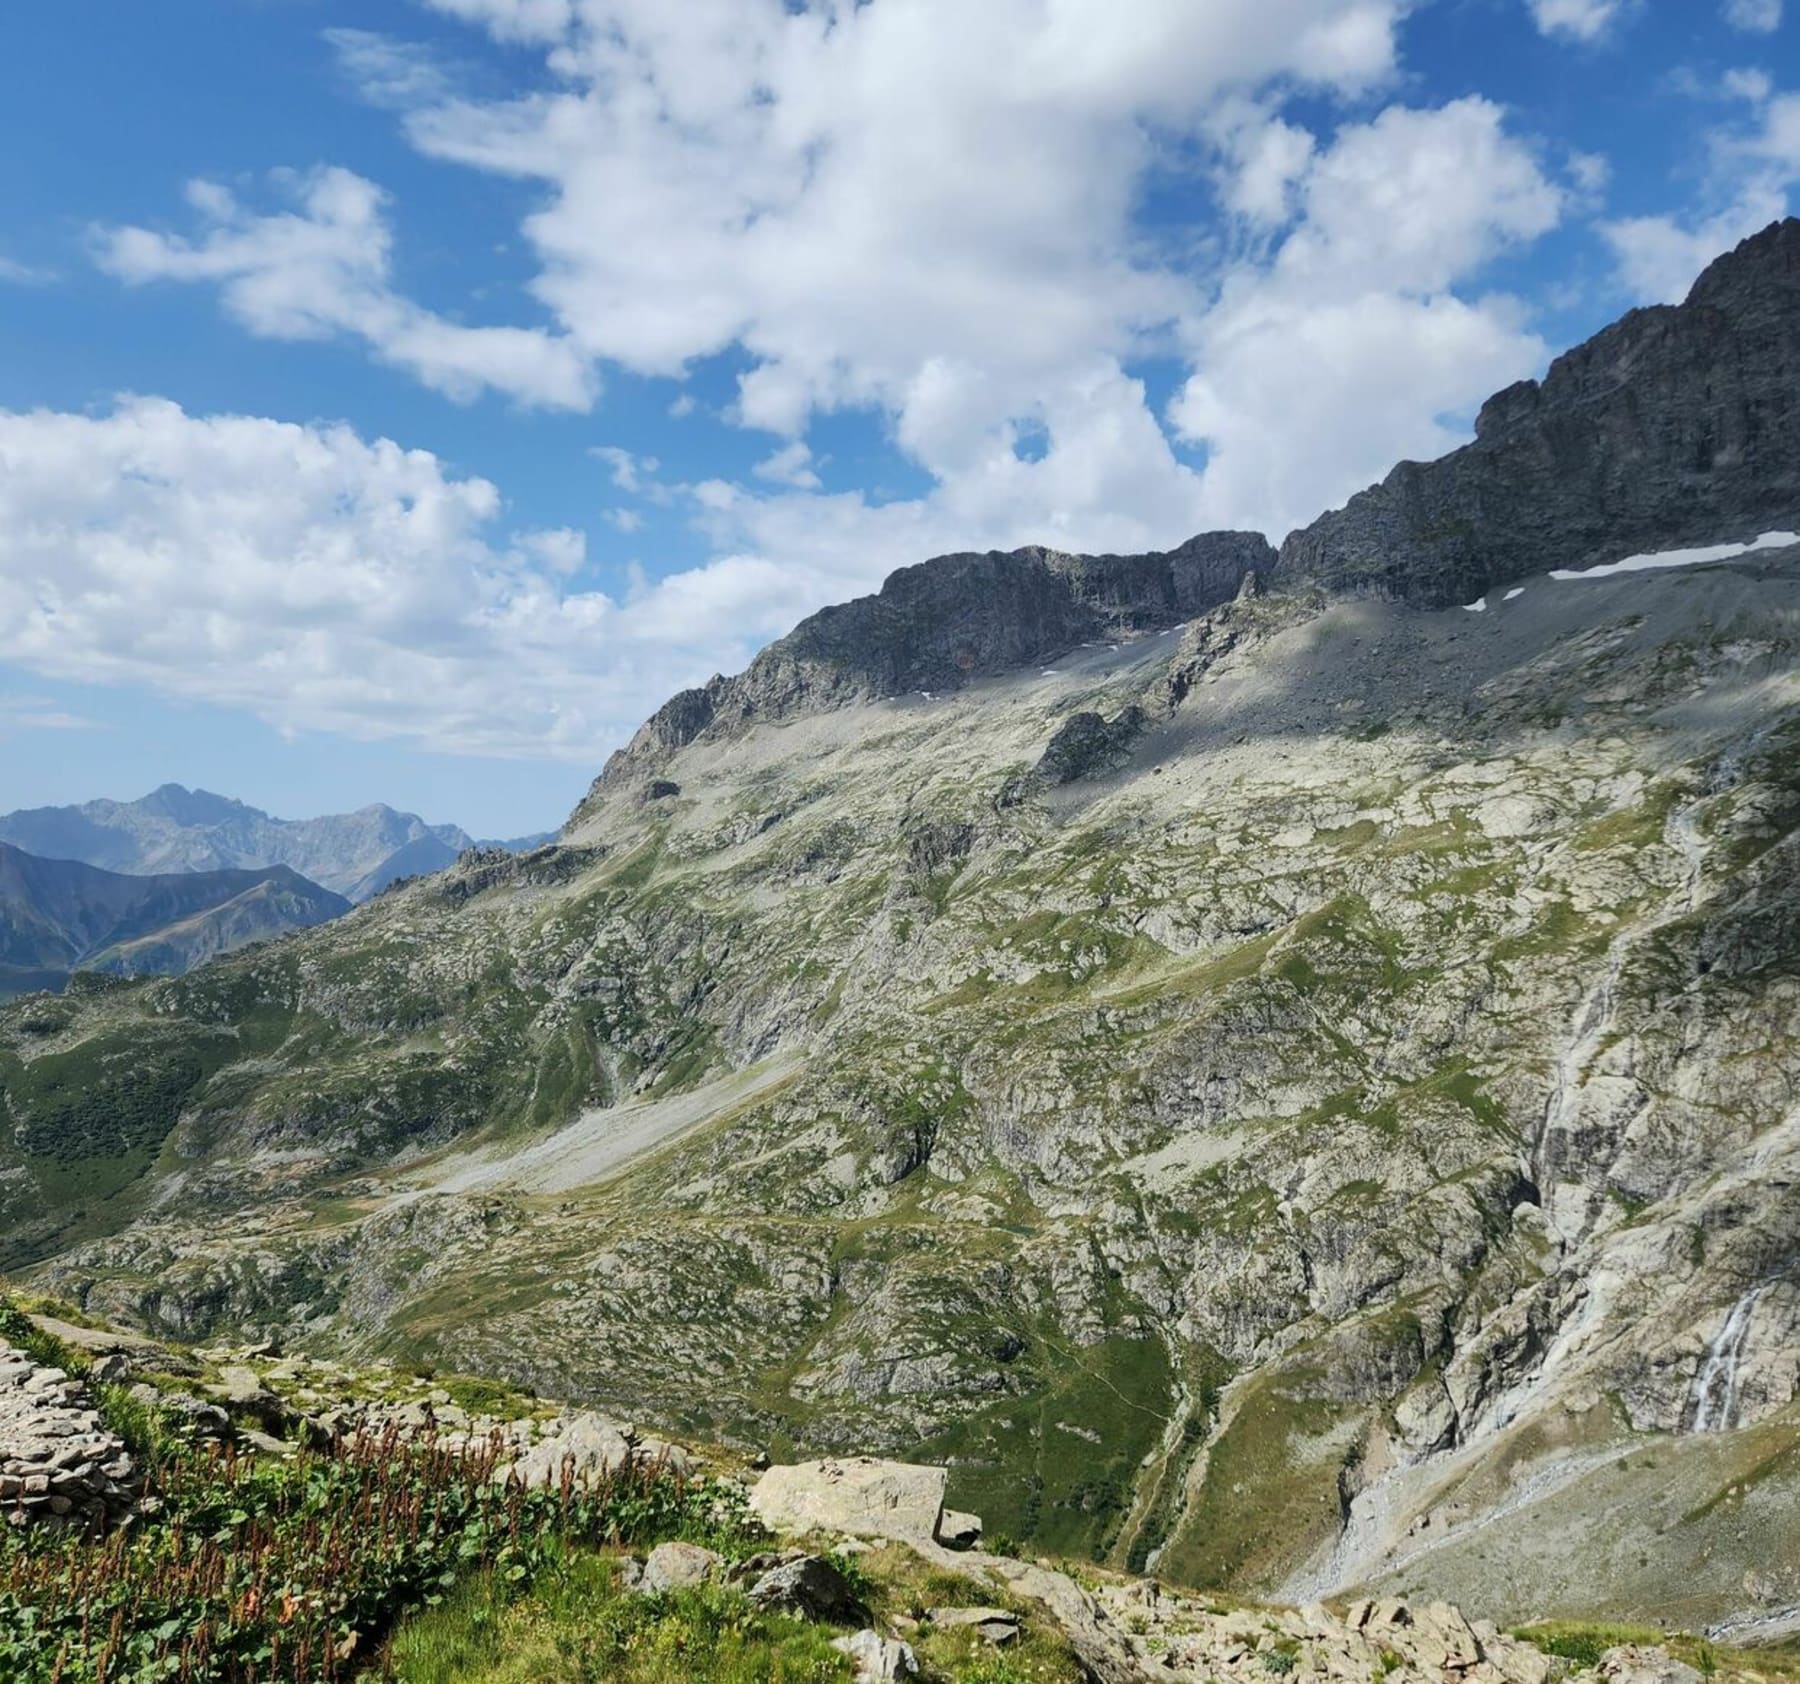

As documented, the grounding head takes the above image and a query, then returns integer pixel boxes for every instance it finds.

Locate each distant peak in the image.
[1687,215,1800,307]
[138,784,262,825]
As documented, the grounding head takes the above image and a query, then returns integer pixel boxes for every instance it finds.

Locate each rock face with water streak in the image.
[7,225,1800,1634]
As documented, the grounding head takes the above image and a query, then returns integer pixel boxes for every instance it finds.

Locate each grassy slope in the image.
[4,579,1800,1611]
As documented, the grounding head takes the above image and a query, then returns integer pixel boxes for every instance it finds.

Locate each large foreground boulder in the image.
[506,1410,688,1488]
[747,1554,870,1623]
[749,1456,949,1544]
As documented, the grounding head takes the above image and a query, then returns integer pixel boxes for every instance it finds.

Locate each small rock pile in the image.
[1092,1583,1558,1684]
[0,1339,139,1532]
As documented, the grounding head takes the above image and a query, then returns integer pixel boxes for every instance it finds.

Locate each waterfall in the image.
[1687,1284,1769,1433]
[1531,794,1710,1240]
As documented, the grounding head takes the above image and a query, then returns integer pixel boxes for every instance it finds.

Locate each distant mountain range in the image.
[0,786,552,904]
[0,842,349,998]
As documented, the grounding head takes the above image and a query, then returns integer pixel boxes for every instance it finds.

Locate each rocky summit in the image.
[4,221,1800,1648]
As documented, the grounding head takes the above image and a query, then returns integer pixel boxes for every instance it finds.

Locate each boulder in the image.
[640,1541,720,1594]
[158,1391,235,1441]
[749,1457,947,1545]
[832,1629,919,1681]
[210,1366,288,1431]
[1409,1602,1482,1670]
[1493,1644,1555,1684]
[507,1411,687,1488]
[1599,1647,1705,1684]
[747,1555,870,1624]
[238,1428,295,1458]
[927,1606,1019,1645]
[935,1507,983,1550]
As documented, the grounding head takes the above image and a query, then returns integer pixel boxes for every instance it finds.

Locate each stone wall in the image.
[0,1339,139,1531]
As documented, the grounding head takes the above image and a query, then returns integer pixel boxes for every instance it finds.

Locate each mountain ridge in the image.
[1276,215,1800,606]
[0,841,349,995]
[594,218,1800,804]
[0,784,551,904]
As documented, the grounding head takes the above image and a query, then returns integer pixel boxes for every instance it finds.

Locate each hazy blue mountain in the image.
[0,786,547,903]
[0,842,348,997]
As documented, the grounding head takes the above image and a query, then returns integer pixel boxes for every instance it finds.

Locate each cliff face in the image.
[594,221,1800,803]
[1276,218,1800,605]
[589,532,1273,796]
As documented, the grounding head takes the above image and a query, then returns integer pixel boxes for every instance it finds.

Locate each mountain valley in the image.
[5,220,1800,1641]
[0,842,348,1000]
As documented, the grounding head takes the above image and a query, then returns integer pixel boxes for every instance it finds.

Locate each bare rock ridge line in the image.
[596,530,1273,792]
[595,216,1800,796]
[1283,215,1800,607]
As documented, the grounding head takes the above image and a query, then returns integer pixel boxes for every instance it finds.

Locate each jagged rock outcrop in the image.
[588,531,1273,795]
[1278,217,1800,605]
[1035,706,1148,784]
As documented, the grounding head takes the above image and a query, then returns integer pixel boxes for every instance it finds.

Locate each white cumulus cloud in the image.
[0,397,787,760]
[96,168,593,410]
[1601,73,1797,303]
[0,255,55,285]
[391,2,1562,545]
[70,1,1611,756]
[1527,0,1631,40]
[1172,98,1563,535]
[1723,0,1782,31]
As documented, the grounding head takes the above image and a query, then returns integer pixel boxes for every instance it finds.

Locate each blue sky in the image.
[0,0,1794,837]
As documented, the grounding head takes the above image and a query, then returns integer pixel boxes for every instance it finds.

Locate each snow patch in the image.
[1551,530,1799,582]
[1463,597,1488,613]
[1504,586,1526,601]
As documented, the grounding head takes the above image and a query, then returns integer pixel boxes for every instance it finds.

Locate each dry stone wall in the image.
[0,1339,139,1531]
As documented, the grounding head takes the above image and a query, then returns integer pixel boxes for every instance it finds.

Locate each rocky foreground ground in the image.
[3,1309,1786,1684]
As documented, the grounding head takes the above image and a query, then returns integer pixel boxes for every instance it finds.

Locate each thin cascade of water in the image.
[1687,1283,1770,1432]
[1530,793,1711,1234]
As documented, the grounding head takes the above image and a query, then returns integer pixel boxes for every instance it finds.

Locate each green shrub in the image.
[0,1423,744,1683]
